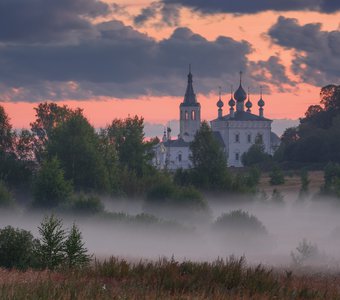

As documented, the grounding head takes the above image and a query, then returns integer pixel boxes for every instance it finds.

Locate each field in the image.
[1,257,340,299]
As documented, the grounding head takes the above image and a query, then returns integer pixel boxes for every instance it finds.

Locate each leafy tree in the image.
[64,223,91,268]
[299,169,310,199]
[104,116,153,177]
[291,239,319,266]
[0,105,14,153]
[47,112,110,192]
[271,188,285,205]
[36,215,66,270]
[15,129,36,162]
[33,157,73,208]
[30,102,81,161]
[0,226,38,270]
[0,181,14,208]
[189,121,231,190]
[269,166,285,185]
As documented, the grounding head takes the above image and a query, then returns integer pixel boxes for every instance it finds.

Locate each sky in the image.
[0,0,339,135]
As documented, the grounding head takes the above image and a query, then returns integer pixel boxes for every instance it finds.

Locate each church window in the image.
[185,111,189,120]
[178,153,182,162]
[235,134,240,143]
[191,110,196,120]
[235,153,239,161]
[247,134,251,143]
[257,133,263,143]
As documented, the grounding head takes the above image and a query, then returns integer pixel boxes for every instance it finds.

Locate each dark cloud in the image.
[0,0,110,43]
[0,20,261,101]
[161,0,340,14]
[268,16,340,86]
[134,2,180,28]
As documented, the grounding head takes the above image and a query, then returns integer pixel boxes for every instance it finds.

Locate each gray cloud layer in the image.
[0,0,294,102]
[269,16,340,86]
[161,0,340,14]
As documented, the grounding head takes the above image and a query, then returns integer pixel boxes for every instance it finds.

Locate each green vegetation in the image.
[213,210,268,237]
[0,226,38,270]
[242,134,272,166]
[0,180,14,208]
[0,256,339,299]
[269,165,285,185]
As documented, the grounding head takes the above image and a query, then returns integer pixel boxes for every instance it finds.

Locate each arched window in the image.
[235,133,240,143]
[185,111,189,120]
[178,153,182,162]
[191,110,196,120]
[256,133,263,144]
[235,153,240,161]
[247,133,251,143]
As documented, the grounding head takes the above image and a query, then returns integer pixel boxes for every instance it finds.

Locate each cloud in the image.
[161,0,340,14]
[0,0,110,44]
[133,2,180,28]
[268,16,340,86]
[0,19,258,101]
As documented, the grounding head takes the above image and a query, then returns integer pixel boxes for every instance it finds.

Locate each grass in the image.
[1,256,340,299]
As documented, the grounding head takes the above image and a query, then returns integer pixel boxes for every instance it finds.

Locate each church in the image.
[152,69,280,169]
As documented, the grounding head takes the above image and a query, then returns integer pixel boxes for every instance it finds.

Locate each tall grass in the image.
[1,256,340,299]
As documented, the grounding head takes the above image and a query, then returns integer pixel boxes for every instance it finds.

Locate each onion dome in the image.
[216,87,224,108]
[234,71,247,102]
[228,98,235,107]
[258,87,265,107]
[245,87,253,111]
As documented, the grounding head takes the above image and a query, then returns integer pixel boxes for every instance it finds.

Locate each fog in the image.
[2,193,340,269]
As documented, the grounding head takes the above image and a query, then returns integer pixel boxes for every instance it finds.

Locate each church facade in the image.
[152,70,280,169]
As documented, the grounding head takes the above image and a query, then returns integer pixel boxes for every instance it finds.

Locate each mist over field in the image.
[2,192,340,269]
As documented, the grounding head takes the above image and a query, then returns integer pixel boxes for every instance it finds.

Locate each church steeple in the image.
[216,86,224,118]
[179,65,201,142]
[183,64,197,106]
[234,71,247,112]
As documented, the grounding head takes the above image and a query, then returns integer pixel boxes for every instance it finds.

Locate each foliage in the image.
[269,165,285,185]
[0,226,38,270]
[0,180,15,208]
[291,239,319,266]
[189,121,231,190]
[71,194,104,215]
[213,210,268,236]
[64,223,91,269]
[241,136,271,166]
[277,85,340,163]
[145,175,207,211]
[36,215,66,270]
[47,112,110,192]
[299,169,310,199]
[103,116,154,177]
[30,102,82,161]
[0,104,15,153]
[33,157,73,208]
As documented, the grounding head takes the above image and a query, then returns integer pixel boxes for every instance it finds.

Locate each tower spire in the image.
[239,71,243,86]
[245,87,252,112]
[183,64,197,105]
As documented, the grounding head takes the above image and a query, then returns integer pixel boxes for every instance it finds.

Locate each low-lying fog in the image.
[2,193,340,268]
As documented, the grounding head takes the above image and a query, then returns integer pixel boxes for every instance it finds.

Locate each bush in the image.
[32,157,73,208]
[213,210,268,237]
[291,239,319,267]
[0,226,38,270]
[269,166,285,185]
[0,181,14,208]
[271,189,285,205]
[71,194,104,215]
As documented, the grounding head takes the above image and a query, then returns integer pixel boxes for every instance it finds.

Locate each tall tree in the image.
[47,112,110,192]
[0,105,14,153]
[105,116,154,177]
[190,121,231,190]
[30,102,81,161]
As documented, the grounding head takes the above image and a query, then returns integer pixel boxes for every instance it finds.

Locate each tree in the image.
[30,102,82,161]
[33,157,73,208]
[271,188,285,205]
[0,105,14,153]
[190,122,231,190]
[299,169,310,199]
[0,181,14,208]
[0,226,38,270]
[36,215,66,270]
[104,116,153,177]
[64,223,91,268]
[47,112,110,192]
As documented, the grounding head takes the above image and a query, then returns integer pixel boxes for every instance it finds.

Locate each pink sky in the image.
[1,1,339,129]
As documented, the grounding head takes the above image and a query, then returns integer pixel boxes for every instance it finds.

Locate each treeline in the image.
[0,102,260,213]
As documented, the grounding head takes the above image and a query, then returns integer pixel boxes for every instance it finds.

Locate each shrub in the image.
[213,210,268,237]
[271,189,285,205]
[269,166,285,185]
[291,239,319,266]
[71,194,104,215]
[0,181,14,208]
[0,226,38,270]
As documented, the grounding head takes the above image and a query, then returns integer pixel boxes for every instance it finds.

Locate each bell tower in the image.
[179,66,201,142]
